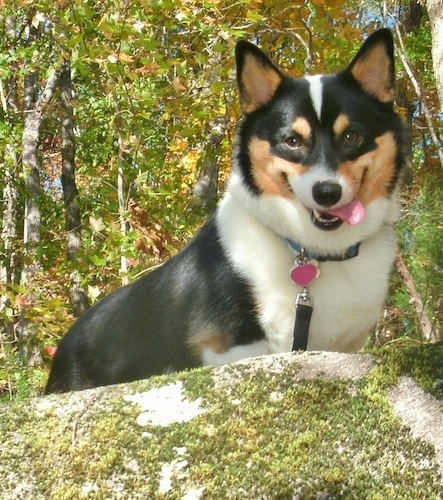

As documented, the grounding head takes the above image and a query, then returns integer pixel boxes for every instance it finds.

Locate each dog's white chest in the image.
[215,193,397,356]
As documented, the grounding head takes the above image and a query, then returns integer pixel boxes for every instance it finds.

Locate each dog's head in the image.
[232,29,405,254]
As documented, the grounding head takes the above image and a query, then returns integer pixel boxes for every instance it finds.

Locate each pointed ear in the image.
[235,41,283,114]
[348,28,396,103]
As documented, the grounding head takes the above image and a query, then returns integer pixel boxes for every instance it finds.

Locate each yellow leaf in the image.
[88,285,101,302]
[89,216,105,233]
[118,51,134,63]
[173,76,187,92]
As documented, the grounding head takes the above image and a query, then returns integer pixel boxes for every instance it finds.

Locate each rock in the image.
[1,349,442,498]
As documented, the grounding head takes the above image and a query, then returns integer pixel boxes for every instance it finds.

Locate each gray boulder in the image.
[1,349,442,498]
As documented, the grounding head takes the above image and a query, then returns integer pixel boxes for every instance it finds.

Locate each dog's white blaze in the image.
[289,166,355,210]
[306,75,323,119]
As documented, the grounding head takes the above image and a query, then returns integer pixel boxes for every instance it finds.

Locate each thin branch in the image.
[71,395,99,448]
[0,79,8,114]
[395,255,438,342]
[36,69,59,114]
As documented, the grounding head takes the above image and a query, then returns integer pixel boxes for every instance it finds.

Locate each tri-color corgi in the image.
[46,29,405,393]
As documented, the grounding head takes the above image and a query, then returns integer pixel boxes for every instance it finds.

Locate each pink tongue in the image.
[326,199,365,226]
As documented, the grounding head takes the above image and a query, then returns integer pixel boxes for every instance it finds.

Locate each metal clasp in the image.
[295,248,309,267]
[296,287,313,307]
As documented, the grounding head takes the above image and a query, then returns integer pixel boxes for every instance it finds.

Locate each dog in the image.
[46,28,405,393]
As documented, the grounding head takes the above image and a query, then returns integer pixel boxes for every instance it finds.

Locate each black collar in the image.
[286,238,360,262]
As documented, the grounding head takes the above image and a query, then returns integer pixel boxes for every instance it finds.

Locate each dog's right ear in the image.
[235,41,283,114]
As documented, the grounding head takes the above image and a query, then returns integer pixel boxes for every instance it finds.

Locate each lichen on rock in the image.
[1,347,442,499]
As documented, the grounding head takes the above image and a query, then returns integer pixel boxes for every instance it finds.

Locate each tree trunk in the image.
[405,0,424,32]
[0,16,21,291]
[60,60,90,317]
[18,63,58,363]
[0,146,19,285]
[193,115,229,212]
[0,16,22,338]
[427,0,443,111]
[117,130,129,286]
[21,69,59,282]
[21,71,41,282]
[0,145,19,337]
[113,110,129,286]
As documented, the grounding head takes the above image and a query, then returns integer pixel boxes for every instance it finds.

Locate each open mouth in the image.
[310,199,365,231]
[311,210,344,231]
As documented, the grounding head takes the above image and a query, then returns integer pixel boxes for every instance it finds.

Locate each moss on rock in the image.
[1,348,442,499]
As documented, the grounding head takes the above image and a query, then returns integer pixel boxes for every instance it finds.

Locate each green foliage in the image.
[0,282,72,402]
[399,177,443,335]
[0,344,47,402]
[405,21,436,90]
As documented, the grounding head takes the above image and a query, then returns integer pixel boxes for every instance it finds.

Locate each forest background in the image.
[0,0,441,400]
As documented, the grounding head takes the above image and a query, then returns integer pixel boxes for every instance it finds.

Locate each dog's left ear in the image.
[347,28,396,103]
[235,40,283,114]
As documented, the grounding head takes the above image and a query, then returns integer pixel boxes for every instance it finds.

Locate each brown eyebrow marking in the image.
[292,117,312,141]
[333,114,351,137]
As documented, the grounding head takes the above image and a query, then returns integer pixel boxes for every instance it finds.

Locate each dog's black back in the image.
[45,219,264,393]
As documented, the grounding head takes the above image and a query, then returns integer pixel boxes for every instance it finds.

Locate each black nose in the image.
[312,181,342,207]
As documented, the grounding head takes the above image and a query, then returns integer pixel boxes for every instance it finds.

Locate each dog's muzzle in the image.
[310,181,365,230]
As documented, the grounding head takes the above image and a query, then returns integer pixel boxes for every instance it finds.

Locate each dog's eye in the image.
[284,135,302,149]
[341,130,362,147]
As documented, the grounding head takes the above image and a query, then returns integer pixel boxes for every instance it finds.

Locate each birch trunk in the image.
[19,64,58,361]
[113,111,129,286]
[22,70,59,282]
[0,16,21,336]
